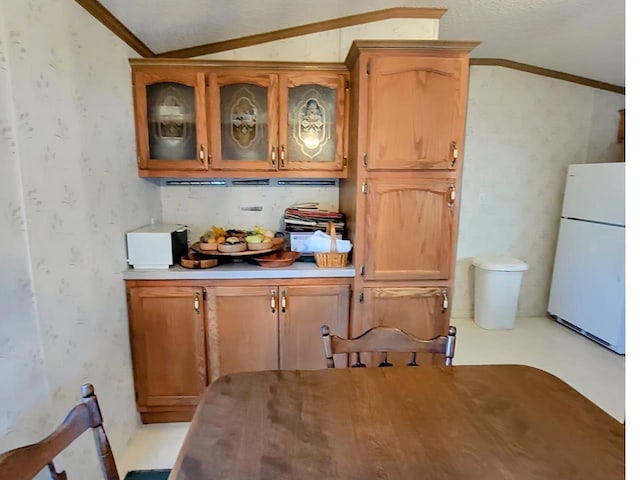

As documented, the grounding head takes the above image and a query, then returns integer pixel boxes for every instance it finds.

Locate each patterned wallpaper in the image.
[0,0,160,477]
[453,66,624,318]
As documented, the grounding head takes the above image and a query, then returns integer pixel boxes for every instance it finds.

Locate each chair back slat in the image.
[0,384,119,480]
[322,325,457,368]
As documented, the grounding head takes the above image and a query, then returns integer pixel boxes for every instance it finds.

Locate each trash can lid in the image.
[471,256,529,272]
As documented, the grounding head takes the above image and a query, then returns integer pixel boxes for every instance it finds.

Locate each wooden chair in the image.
[0,384,119,480]
[321,325,457,368]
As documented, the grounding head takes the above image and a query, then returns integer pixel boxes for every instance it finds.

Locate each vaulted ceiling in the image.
[89,0,625,87]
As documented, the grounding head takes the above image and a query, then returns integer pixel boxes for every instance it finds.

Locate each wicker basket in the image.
[314,222,348,268]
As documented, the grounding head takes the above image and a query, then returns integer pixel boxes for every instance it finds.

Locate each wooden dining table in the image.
[169,365,624,480]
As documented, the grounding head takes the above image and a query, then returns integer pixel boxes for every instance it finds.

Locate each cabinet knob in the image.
[450,141,458,167]
[281,290,287,313]
[280,145,286,168]
[441,289,449,313]
[270,290,276,313]
[194,292,201,313]
[271,146,277,167]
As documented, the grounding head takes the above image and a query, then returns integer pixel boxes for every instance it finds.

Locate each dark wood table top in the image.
[170,365,624,480]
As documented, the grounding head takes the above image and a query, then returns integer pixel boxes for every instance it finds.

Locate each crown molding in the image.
[156,7,446,58]
[75,0,155,57]
[470,58,624,94]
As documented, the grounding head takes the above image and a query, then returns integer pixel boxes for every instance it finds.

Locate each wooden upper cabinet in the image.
[209,70,348,175]
[133,70,208,171]
[365,55,467,171]
[360,286,449,366]
[279,284,350,370]
[131,62,349,178]
[279,72,347,172]
[208,73,279,171]
[206,285,279,381]
[363,177,455,281]
[127,286,207,409]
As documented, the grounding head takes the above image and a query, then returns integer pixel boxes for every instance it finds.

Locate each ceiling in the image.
[97,0,625,87]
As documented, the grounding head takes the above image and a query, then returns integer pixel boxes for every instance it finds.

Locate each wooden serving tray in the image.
[190,243,284,257]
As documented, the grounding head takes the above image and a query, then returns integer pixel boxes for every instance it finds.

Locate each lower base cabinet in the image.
[359,286,449,367]
[127,285,208,424]
[126,278,351,423]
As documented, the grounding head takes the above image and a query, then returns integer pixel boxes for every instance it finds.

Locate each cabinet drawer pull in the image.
[451,141,458,167]
[281,290,287,313]
[194,292,201,313]
[270,290,276,313]
[441,289,448,313]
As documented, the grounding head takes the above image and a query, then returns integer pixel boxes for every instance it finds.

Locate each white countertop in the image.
[123,261,355,280]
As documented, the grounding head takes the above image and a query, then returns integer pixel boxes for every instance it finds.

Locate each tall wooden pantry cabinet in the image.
[340,40,479,365]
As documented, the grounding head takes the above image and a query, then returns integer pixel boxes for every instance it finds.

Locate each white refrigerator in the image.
[548,163,625,354]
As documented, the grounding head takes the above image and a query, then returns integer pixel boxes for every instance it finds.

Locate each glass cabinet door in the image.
[279,73,347,172]
[134,71,208,171]
[209,74,278,171]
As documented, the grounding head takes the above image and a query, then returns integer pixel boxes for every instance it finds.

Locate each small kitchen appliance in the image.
[126,223,188,269]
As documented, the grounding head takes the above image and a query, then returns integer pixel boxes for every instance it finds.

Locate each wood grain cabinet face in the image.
[126,279,351,421]
[208,70,348,175]
[207,283,351,379]
[208,74,279,171]
[363,177,455,281]
[206,285,280,380]
[279,73,347,172]
[133,71,209,171]
[279,284,350,370]
[366,55,466,171]
[127,286,208,409]
[361,286,449,366]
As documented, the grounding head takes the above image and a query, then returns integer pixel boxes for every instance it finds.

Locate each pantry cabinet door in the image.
[128,286,207,408]
[363,177,455,281]
[134,71,209,171]
[366,55,467,171]
[279,284,350,370]
[209,73,279,171]
[279,72,347,172]
[361,286,449,366]
[207,286,279,381]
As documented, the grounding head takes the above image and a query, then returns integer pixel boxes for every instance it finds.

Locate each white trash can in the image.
[471,256,528,330]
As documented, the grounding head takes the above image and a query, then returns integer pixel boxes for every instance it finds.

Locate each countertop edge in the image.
[123,263,356,280]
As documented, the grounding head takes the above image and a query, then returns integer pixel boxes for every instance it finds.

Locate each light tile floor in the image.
[118,315,625,475]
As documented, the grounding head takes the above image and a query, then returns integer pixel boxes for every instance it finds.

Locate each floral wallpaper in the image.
[453,66,624,318]
[0,0,160,477]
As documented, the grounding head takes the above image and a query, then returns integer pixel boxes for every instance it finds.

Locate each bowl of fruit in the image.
[199,225,227,251]
[246,234,274,251]
[217,236,247,253]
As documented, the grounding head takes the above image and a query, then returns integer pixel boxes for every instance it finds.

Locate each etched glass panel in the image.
[288,84,336,162]
[146,82,196,160]
[220,83,268,161]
